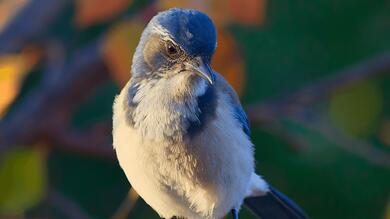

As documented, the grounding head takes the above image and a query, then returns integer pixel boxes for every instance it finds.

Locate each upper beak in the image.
[185,58,214,85]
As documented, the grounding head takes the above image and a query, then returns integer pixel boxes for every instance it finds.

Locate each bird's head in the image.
[130,8,217,98]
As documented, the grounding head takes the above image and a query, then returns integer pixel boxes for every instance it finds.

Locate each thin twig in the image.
[292,114,390,169]
[260,122,310,152]
[110,188,140,219]
[47,188,92,219]
[50,123,115,159]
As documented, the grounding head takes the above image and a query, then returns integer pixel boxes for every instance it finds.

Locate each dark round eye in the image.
[167,45,177,54]
[165,41,181,59]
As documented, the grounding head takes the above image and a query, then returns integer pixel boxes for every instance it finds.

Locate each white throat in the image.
[130,75,208,143]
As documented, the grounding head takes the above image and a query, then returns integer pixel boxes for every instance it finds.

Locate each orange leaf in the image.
[0,0,30,32]
[0,47,40,117]
[75,0,133,28]
[209,0,233,26]
[157,0,231,26]
[102,20,144,86]
[157,0,195,10]
[228,0,266,26]
[212,29,246,95]
[157,0,266,26]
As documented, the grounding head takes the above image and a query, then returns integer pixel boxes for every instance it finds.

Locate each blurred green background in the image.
[0,0,389,218]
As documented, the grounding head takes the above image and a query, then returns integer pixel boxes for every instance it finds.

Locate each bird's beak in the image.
[186,58,214,85]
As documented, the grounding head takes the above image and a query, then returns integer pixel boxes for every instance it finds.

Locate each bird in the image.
[112,8,309,219]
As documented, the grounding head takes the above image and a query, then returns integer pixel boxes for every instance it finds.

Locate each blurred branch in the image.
[51,123,114,159]
[247,50,390,124]
[110,188,140,219]
[0,39,110,154]
[260,122,310,152]
[47,188,92,219]
[0,0,71,53]
[292,114,390,169]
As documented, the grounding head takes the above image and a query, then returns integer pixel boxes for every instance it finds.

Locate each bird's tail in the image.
[244,185,310,219]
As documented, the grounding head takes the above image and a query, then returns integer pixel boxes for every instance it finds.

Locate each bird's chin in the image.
[191,75,209,97]
[168,71,209,98]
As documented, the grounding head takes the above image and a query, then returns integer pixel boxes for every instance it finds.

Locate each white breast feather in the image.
[112,82,267,219]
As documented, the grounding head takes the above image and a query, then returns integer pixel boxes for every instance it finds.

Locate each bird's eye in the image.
[165,41,181,59]
[167,45,177,54]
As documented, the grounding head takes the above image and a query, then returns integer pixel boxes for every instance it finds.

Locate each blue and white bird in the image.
[112,8,309,219]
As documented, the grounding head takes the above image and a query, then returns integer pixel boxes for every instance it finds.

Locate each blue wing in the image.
[231,100,251,137]
[215,73,310,219]
[214,73,250,137]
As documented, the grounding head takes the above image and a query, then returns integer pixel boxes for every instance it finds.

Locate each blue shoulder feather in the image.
[213,72,250,137]
[230,99,251,137]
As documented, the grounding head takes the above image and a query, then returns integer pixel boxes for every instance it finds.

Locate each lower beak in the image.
[185,58,214,85]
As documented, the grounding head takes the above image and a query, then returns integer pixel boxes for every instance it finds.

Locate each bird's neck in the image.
[124,78,216,143]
